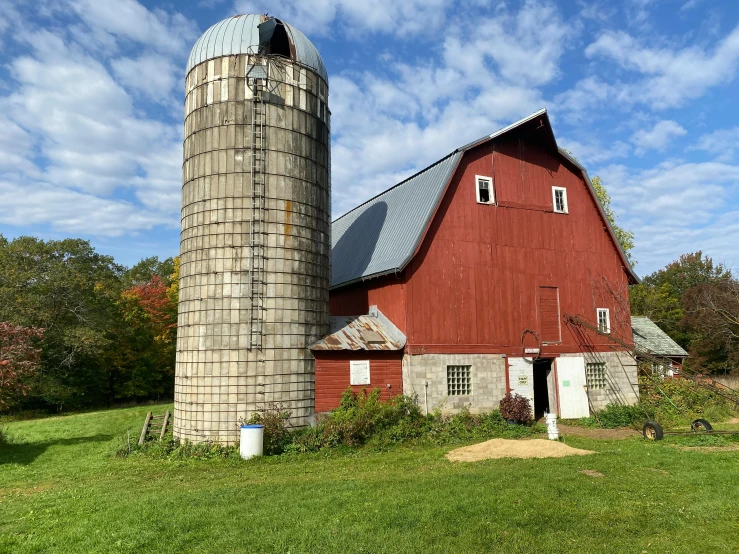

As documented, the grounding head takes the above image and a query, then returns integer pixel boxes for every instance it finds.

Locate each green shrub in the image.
[639,376,736,426]
[244,404,292,455]
[571,404,645,429]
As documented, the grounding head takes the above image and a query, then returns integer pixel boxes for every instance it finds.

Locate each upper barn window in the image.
[552,186,568,213]
[476,175,494,204]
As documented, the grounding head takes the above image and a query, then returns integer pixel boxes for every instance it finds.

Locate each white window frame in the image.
[597,308,611,334]
[552,186,568,214]
[475,175,495,205]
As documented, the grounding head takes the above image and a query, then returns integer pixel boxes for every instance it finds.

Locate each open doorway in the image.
[533,359,554,419]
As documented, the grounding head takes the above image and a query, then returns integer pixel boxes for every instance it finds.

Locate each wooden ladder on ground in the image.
[138,410,171,445]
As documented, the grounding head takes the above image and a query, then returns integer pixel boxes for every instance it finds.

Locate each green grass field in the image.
[2,404,739,553]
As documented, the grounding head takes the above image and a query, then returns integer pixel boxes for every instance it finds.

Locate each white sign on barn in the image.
[349,360,371,386]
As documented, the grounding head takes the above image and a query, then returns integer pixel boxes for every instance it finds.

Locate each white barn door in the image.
[507,357,534,412]
[556,356,590,419]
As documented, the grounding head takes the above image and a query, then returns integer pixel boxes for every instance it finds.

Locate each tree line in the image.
[0,235,178,413]
[1,200,737,414]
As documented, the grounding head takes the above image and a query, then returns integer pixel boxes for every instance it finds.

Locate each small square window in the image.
[552,186,568,213]
[475,175,494,204]
[597,308,610,334]
[447,365,472,396]
[586,362,608,390]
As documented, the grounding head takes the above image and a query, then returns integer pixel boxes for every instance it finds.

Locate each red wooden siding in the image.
[329,128,634,356]
[404,133,632,353]
[539,286,561,343]
[329,276,407,333]
[314,351,403,412]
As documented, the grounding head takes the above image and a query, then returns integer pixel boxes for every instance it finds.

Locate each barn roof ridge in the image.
[331,108,638,289]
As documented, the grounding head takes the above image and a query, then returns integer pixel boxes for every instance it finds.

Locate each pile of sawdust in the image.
[446,438,595,462]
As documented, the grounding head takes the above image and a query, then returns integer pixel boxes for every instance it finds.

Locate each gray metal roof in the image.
[331,151,461,288]
[632,316,688,357]
[330,107,639,289]
[186,14,328,82]
[310,306,406,351]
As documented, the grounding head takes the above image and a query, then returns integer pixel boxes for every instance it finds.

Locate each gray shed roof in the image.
[331,108,639,289]
[187,14,328,82]
[632,316,688,357]
[310,306,406,351]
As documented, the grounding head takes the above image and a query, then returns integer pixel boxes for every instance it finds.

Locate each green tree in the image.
[0,236,124,410]
[630,252,734,372]
[590,176,635,265]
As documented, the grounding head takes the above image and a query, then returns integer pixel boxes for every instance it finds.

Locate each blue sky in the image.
[1,0,738,276]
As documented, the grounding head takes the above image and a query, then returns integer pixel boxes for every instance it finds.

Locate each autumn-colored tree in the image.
[0,323,44,409]
[115,269,178,400]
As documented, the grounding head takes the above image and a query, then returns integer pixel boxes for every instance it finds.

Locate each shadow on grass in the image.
[0,434,114,466]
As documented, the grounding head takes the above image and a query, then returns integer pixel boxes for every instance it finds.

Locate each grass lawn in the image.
[2,404,739,553]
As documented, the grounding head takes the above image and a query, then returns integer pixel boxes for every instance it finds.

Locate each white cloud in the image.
[694,127,739,160]
[631,120,687,154]
[234,0,449,37]
[600,161,739,273]
[0,179,175,236]
[69,0,198,55]
[0,0,192,236]
[584,25,739,108]
[557,138,631,165]
[111,54,180,103]
[326,1,571,214]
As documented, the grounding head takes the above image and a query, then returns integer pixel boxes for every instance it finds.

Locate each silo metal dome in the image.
[175,14,331,445]
[186,14,328,83]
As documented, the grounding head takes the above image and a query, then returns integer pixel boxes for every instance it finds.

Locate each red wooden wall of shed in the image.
[403,131,633,353]
[314,351,403,412]
[329,276,407,333]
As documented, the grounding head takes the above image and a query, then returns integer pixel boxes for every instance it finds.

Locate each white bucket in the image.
[240,424,264,459]
[545,413,559,440]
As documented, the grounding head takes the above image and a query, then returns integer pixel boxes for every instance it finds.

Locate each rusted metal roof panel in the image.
[310,307,406,351]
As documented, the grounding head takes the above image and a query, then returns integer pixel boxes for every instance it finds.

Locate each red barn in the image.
[311,109,640,419]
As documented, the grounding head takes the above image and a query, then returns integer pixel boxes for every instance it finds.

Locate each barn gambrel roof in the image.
[331,108,639,289]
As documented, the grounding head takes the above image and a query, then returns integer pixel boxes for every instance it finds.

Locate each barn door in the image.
[507,357,534,415]
[556,356,590,419]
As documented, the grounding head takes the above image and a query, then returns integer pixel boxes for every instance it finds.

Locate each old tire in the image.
[691,418,713,432]
[643,421,664,441]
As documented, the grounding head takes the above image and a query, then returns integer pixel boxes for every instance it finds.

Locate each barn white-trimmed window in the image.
[447,365,472,395]
[586,362,608,390]
[597,308,611,334]
[475,175,494,204]
[552,186,568,213]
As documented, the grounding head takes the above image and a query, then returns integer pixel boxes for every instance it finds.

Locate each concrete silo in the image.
[175,14,330,444]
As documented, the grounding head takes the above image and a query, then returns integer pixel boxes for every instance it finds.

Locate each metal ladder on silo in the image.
[248,78,267,350]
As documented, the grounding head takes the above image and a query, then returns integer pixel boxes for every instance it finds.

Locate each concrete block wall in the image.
[402,354,507,414]
[560,351,640,411]
[175,54,330,445]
